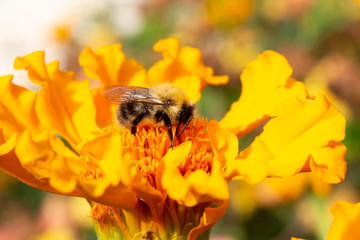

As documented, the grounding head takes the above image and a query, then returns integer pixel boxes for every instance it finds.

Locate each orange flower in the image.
[0,38,346,239]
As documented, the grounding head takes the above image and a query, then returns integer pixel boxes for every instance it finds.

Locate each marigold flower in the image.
[0,37,346,239]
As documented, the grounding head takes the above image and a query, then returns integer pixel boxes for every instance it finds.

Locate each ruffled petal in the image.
[326,201,360,240]
[265,94,346,181]
[220,51,309,137]
[0,75,41,136]
[15,130,83,194]
[232,94,346,183]
[79,44,146,87]
[14,52,98,146]
[308,141,346,183]
[148,37,229,102]
[0,129,83,196]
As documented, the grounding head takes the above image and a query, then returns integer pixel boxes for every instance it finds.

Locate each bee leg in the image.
[131,125,137,135]
[175,124,180,137]
[130,111,148,135]
[167,127,174,148]
[176,115,193,141]
[155,111,173,148]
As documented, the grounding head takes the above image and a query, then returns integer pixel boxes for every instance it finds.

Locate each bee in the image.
[103,83,196,147]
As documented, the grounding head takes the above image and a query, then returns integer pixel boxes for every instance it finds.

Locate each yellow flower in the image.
[0,38,346,239]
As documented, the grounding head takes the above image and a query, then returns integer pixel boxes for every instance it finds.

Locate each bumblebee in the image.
[103,83,196,147]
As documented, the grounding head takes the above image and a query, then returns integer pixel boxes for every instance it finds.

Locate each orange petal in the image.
[254,94,345,182]
[188,199,229,240]
[326,201,360,240]
[14,52,98,146]
[220,51,309,137]
[79,44,146,87]
[91,88,118,128]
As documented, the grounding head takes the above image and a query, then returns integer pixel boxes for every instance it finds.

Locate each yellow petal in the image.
[14,52,98,146]
[172,75,202,103]
[220,51,309,137]
[148,37,229,102]
[79,44,146,87]
[78,128,143,209]
[15,130,81,194]
[259,94,345,182]
[326,201,360,240]
[153,37,181,59]
[309,142,347,183]
[225,137,269,183]
[160,141,193,202]
[13,51,49,84]
[0,129,16,155]
[186,158,229,202]
[0,75,41,136]
[160,122,233,207]
[207,120,238,166]
[0,129,82,196]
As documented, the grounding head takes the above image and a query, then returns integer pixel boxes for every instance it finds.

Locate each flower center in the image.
[119,118,214,187]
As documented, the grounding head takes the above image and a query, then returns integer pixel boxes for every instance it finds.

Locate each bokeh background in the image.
[1,0,360,239]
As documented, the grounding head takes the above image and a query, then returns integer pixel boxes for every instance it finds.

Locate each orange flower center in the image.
[119,118,214,187]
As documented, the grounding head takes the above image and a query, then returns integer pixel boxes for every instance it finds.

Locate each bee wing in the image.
[103,86,165,105]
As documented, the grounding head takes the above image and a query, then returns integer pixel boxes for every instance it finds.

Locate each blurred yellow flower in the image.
[326,200,360,240]
[205,0,255,28]
[0,38,346,239]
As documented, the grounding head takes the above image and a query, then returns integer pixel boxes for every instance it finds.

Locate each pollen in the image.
[118,118,214,187]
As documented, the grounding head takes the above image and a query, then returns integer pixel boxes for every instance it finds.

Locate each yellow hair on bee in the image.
[151,83,186,106]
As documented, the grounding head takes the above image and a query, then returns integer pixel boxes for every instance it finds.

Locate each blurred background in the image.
[1,0,360,239]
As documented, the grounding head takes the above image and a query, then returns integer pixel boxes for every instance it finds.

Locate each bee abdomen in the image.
[116,101,155,129]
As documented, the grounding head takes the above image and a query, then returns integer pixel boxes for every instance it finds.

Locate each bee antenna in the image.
[176,115,193,141]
